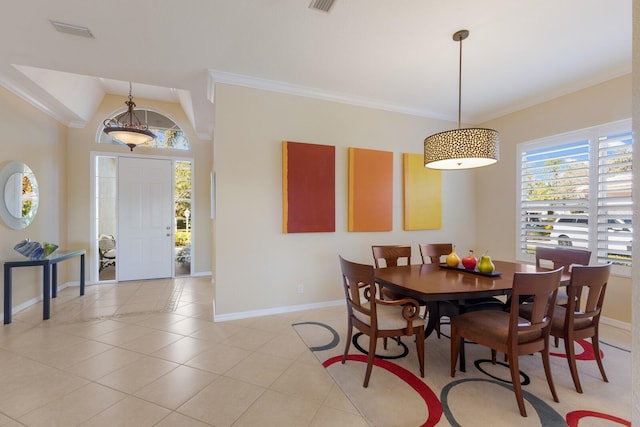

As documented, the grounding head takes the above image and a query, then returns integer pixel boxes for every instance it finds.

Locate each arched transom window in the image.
[99,109,190,151]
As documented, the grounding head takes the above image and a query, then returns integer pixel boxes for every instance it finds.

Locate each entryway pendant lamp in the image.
[103,82,156,151]
[424,30,499,170]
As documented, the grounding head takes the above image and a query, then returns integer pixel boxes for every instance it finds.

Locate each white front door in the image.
[117,157,173,280]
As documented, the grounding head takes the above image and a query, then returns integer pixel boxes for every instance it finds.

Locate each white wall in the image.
[0,86,68,314]
[212,84,478,317]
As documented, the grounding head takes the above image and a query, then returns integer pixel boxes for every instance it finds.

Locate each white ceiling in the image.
[0,0,632,141]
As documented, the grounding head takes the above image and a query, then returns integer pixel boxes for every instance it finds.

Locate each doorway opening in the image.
[94,155,193,282]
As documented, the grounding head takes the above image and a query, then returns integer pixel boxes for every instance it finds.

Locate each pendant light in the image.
[103,82,156,151]
[424,30,499,170]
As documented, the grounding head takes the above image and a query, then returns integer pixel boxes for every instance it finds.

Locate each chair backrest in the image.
[339,256,377,325]
[371,245,411,268]
[564,263,611,328]
[99,234,116,252]
[510,267,564,341]
[418,243,453,264]
[535,246,590,272]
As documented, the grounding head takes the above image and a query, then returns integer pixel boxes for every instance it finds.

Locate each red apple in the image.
[461,251,477,270]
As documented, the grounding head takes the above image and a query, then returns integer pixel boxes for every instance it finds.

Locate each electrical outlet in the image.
[297,284,304,293]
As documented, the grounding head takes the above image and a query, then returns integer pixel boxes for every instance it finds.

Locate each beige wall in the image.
[0,86,68,314]
[476,74,632,325]
[67,94,213,280]
[212,84,479,317]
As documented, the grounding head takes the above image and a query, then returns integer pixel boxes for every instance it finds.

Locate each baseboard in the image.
[213,299,344,322]
[0,281,71,320]
[600,316,631,331]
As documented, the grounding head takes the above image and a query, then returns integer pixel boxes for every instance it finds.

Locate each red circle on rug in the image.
[323,354,443,427]
[566,409,630,426]
[550,338,603,360]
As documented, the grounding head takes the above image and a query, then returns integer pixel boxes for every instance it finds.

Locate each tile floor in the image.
[0,277,369,426]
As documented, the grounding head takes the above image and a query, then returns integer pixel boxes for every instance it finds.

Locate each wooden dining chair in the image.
[339,256,425,387]
[535,246,591,307]
[521,263,611,393]
[450,267,564,417]
[372,245,412,301]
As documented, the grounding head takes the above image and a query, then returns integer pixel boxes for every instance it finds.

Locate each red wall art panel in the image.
[282,141,335,233]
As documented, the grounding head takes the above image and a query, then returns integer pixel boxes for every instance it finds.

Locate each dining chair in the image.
[339,256,425,387]
[535,246,591,307]
[98,234,117,272]
[450,267,564,417]
[520,263,611,393]
[419,243,505,339]
[371,245,412,301]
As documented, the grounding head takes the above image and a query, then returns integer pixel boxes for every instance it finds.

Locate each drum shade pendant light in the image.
[103,82,156,151]
[424,30,499,170]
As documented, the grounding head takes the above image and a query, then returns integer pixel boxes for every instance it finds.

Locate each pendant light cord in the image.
[457,34,463,129]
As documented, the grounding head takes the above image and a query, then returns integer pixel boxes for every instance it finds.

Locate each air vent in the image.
[309,0,336,13]
[50,21,94,38]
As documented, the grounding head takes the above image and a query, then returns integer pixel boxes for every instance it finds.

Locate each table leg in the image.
[52,263,58,298]
[43,264,50,320]
[425,302,438,338]
[4,266,11,324]
[80,254,85,296]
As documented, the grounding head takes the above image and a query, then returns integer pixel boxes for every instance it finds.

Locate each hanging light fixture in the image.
[424,30,499,170]
[103,82,156,151]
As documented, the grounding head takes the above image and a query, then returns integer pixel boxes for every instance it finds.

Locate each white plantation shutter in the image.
[517,120,632,273]
[597,131,633,267]
[519,140,590,252]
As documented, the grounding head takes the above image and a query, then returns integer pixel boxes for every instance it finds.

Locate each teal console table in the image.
[3,249,85,324]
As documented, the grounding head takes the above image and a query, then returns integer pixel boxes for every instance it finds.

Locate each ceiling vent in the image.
[309,0,336,13]
[50,21,94,38]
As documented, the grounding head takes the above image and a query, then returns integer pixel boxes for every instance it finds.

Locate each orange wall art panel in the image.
[348,147,393,231]
[282,141,335,233]
[403,153,442,230]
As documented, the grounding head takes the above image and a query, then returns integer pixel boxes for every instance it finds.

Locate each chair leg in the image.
[591,334,609,383]
[507,353,527,417]
[542,346,559,403]
[342,325,353,365]
[563,335,583,393]
[554,335,560,348]
[363,334,377,387]
[415,327,425,378]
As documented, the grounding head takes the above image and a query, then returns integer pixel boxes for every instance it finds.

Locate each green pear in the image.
[477,255,495,274]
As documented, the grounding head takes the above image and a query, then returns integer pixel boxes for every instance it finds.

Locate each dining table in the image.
[374,260,567,371]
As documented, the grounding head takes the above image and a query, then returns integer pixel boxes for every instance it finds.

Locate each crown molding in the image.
[208,69,449,121]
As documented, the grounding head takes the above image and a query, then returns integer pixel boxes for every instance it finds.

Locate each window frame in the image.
[516,119,632,277]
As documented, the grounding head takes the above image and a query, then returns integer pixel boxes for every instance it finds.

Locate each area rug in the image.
[293,317,631,427]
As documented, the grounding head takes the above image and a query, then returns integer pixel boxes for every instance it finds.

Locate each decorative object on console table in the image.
[14,239,58,260]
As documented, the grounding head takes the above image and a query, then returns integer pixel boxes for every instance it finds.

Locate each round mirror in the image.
[0,162,39,229]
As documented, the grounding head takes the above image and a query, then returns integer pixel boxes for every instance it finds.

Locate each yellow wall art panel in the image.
[403,153,442,230]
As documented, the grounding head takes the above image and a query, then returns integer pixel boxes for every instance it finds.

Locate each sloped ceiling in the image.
[0,0,632,141]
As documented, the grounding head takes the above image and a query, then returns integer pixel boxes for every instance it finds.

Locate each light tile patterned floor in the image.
[0,277,369,426]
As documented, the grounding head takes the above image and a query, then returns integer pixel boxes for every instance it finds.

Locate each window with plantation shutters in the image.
[517,119,632,274]
[596,130,632,267]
